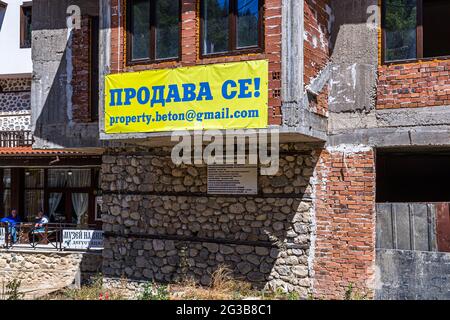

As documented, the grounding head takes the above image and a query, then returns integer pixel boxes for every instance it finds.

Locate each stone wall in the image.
[0,78,31,131]
[0,249,102,299]
[101,143,322,296]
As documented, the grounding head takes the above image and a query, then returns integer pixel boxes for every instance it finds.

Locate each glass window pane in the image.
[203,0,229,54]
[72,193,89,225]
[237,0,259,48]
[25,169,44,188]
[3,169,10,189]
[67,169,91,188]
[384,0,417,62]
[48,169,68,188]
[24,190,44,222]
[155,0,180,59]
[131,0,151,60]
[49,192,65,223]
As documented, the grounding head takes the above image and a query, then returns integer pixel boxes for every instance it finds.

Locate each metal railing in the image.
[0,222,103,251]
[0,130,34,147]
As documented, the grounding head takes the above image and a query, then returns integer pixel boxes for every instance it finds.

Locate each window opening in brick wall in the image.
[201,0,263,57]
[376,150,450,202]
[127,0,180,64]
[383,0,450,63]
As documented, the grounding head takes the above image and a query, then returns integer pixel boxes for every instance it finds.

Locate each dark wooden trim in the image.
[229,0,236,52]
[0,156,102,167]
[199,0,264,59]
[0,169,4,215]
[416,0,424,59]
[19,2,32,49]
[381,0,450,64]
[44,168,49,216]
[126,0,182,65]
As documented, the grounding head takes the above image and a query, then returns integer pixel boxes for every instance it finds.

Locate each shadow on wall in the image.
[31,0,101,149]
[101,146,323,294]
[329,0,379,51]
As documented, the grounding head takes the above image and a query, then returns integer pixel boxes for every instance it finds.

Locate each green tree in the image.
[385,0,417,61]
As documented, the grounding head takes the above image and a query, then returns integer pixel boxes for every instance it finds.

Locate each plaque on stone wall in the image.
[207,164,257,195]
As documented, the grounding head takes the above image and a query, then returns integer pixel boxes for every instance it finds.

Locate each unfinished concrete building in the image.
[19,0,450,299]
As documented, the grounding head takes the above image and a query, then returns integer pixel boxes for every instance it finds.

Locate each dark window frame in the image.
[200,0,264,58]
[126,0,182,66]
[20,1,32,49]
[382,0,450,64]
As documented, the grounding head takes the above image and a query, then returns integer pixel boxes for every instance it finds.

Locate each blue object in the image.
[1,215,21,243]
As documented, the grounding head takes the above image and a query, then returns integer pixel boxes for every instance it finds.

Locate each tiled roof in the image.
[0,147,82,155]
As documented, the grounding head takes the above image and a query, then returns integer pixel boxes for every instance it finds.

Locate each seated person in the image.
[0,209,21,243]
[33,210,49,233]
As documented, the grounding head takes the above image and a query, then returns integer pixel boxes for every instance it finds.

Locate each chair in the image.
[30,224,56,246]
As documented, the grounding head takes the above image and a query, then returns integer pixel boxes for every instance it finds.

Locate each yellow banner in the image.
[104,60,268,134]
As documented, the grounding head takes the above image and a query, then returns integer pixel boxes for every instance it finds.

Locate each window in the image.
[20,2,32,48]
[201,0,263,56]
[0,1,7,31]
[127,0,180,63]
[24,169,44,221]
[383,0,450,63]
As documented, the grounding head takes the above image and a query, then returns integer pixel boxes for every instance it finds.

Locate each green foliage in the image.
[56,275,124,300]
[4,279,24,300]
[137,282,169,300]
[286,291,300,300]
[344,283,369,300]
[384,0,417,61]
[344,283,354,300]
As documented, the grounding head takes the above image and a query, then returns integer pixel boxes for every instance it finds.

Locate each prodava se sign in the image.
[104,60,269,134]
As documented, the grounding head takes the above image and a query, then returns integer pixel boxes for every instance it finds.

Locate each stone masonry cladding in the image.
[101,143,321,296]
[0,78,31,131]
[0,250,102,299]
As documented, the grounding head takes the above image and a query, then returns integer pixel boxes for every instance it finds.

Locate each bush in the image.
[137,282,169,300]
[1,279,24,300]
[55,275,124,300]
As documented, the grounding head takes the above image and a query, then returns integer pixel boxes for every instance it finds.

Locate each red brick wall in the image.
[304,0,331,116]
[109,0,282,125]
[377,59,450,109]
[313,146,376,299]
[72,16,92,123]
